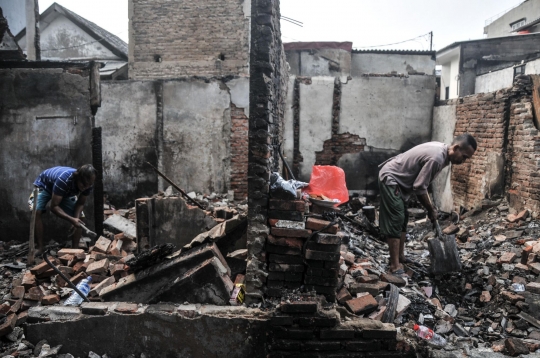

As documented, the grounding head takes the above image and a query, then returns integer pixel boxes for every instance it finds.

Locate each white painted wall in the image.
[298,77,335,179]
[351,53,435,76]
[340,76,435,150]
[431,104,457,212]
[19,14,122,60]
[475,66,515,93]
[525,58,540,74]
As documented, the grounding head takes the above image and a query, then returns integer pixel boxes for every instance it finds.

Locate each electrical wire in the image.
[354,32,432,49]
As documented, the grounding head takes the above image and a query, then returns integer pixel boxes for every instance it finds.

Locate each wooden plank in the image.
[381,283,399,323]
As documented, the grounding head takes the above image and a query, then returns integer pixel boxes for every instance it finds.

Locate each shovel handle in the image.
[434,220,445,241]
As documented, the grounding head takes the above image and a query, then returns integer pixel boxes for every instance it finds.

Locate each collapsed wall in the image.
[434,75,540,214]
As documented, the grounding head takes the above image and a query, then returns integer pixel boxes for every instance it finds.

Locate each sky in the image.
[38,0,524,51]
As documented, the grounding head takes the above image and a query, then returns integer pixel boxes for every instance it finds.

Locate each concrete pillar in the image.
[25,0,39,60]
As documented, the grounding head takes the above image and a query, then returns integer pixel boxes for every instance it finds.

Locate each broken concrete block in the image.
[86,259,110,275]
[101,243,230,303]
[396,294,411,317]
[345,295,378,315]
[93,236,112,253]
[154,257,234,305]
[104,214,136,239]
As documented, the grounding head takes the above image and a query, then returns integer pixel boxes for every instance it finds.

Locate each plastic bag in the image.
[303,166,349,205]
[269,172,308,200]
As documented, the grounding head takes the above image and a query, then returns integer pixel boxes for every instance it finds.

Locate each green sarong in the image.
[378,178,408,239]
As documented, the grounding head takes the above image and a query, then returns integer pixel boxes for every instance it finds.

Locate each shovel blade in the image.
[427,234,461,275]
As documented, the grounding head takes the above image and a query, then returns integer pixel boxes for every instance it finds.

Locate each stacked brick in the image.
[267,199,310,297]
[315,134,366,166]
[245,0,289,303]
[304,220,341,301]
[129,0,249,79]
[268,300,406,357]
[230,104,249,201]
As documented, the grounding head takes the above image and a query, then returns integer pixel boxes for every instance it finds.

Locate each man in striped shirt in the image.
[30,165,96,253]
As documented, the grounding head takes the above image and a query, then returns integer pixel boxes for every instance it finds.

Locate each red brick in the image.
[267,235,303,249]
[498,252,517,264]
[345,295,378,315]
[11,286,25,299]
[21,272,36,289]
[86,259,110,275]
[41,294,60,305]
[29,260,52,276]
[336,287,352,304]
[305,218,338,234]
[0,314,17,337]
[442,224,459,235]
[57,248,85,256]
[270,228,311,238]
[93,236,112,253]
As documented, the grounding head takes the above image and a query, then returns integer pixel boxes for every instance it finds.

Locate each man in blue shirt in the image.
[30,165,96,253]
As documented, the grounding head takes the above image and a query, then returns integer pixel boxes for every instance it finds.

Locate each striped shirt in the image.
[33,167,92,197]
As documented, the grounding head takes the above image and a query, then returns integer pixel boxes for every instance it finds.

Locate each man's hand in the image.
[71,217,84,228]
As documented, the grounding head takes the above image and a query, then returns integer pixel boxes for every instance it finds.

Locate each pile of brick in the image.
[266,197,343,301]
[268,298,405,357]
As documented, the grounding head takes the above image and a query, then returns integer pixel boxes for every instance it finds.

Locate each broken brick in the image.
[501,291,525,304]
[21,272,36,289]
[86,258,110,275]
[479,291,491,302]
[380,273,406,287]
[268,210,304,222]
[442,224,459,235]
[57,248,85,256]
[498,252,517,264]
[0,314,17,337]
[41,294,60,305]
[305,218,338,234]
[11,286,24,299]
[313,233,341,245]
[89,276,116,297]
[29,260,54,276]
[345,295,378,315]
[93,236,112,253]
[24,287,43,301]
[348,283,381,296]
[269,263,304,272]
[336,287,352,304]
[526,282,540,294]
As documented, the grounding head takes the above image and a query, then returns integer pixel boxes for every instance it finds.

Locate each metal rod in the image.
[277,143,295,180]
[42,249,90,303]
[146,162,204,210]
[28,187,38,265]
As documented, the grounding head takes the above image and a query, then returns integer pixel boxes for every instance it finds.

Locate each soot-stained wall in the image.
[0,64,95,242]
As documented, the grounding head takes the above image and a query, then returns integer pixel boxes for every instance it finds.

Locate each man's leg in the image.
[387,237,402,273]
[60,196,81,248]
[378,179,405,273]
[35,210,44,254]
[399,231,407,263]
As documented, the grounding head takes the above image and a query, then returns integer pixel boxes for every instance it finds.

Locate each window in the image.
[514,64,525,76]
[511,18,526,31]
[445,87,450,100]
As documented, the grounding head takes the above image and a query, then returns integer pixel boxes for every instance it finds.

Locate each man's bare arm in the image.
[50,194,83,227]
[417,193,438,223]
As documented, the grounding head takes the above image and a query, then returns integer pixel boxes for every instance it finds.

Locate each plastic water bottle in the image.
[413,324,447,347]
[64,277,92,306]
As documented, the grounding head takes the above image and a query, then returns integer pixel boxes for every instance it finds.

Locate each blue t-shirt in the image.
[34,167,93,197]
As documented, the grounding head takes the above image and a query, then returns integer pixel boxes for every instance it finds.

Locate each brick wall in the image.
[451,75,540,213]
[451,92,509,210]
[246,0,289,303]
[129,0,249,79]
[230,104,249,201]
[506,76,540,212]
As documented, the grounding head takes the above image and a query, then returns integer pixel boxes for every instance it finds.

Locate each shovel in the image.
[427,219,462,275]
